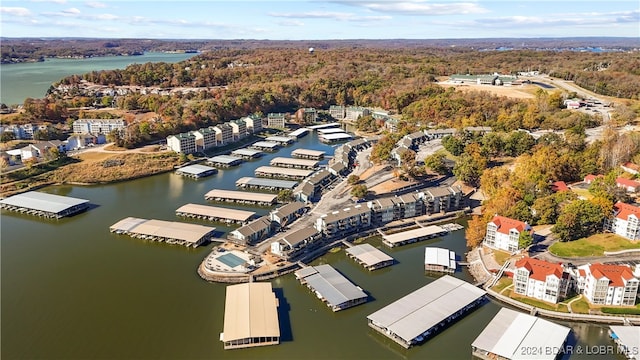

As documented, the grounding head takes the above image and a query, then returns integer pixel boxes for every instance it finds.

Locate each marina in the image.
[319,133,353,143]
[424,247,457,273]
[206,155,244,168]
[0,191,90,219]
[291,148,325,160]
[287,128,310,138]
[251,141,280,151]
[204,189,277,206]
[345,243,395,271]
[382,225,449,247]
[367,275,487,349]
[269,157,319,169]
[264,136,294,145]
[230,148,263,159]
[255,166,314,180]
[175,203,256,225]
[109,217,216,247]
[307,122,340,130]
[295,264,368,312]
[220,282,280,350]
[235,177,298,192]
[175,164,217,179]
[317,127,346,134]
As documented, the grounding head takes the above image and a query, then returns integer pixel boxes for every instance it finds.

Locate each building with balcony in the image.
[166,132,196,154]
[193,127,217,151]
[314,205,372,238]
[606,202,640,241]
[483,215,531,252]
[229,119,247,141]
[513,257,570,304]
[573,263,639,306]
[212,123,233,146]
[266,113,286,129]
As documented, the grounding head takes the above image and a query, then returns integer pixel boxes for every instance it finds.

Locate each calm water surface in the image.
[0,52,196,106]
[1,135,618,359]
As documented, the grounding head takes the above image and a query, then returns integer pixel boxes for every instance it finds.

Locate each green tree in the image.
[552,200,605,242]
[452,153,484,187]
[350,184,368,199]
[518,231,534,249]
[347,174,360,185]
[277,189,294,203]
[424,152,448,175]
[442,135,464,156]
[0,132,15,142]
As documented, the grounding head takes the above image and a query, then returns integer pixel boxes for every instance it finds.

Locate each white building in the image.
[606,202,640,241]
[344,106,370,121]
[483,215,531,252]
[73,119,126,135]
[513,257,569,304]
[193,127,217,151]
[242,114,263,134]
[266,113,286,129]
[329,105,345,120]
[212,123,233,146]
[574,263,639,306]
[314,205,372,238]
[167,132,196,154]
[229,119,247,141]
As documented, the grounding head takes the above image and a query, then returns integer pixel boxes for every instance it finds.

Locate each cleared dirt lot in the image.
[438,82,537,99]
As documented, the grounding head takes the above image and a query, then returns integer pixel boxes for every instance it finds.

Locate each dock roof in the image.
[382,225,447,245]
[0,191,89,214]
[292,148,325,158]
[270,157,319,168]
[346,244,394,268]
[265,136,293,143]
[255,166,314,177]
[222,282,280,343]
[204,189,277,203]
[288,128,310,137]
[252,141,279,148]
[609,326,640,360]
[320,133,353,141]
[424,247,456,270]
[207,155,243,165]
[307,122,340,130]
[472,308,570,360]
[367,275,486,344]
[236,177,298,190]
[295,264,367,309]
[317,127,345,134]
[175,164,217,175]
[109,217,215,244]
[176,203,255,222]
[231,148,263,157]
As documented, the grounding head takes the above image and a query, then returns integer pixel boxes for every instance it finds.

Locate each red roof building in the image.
[513,257,569,303]
[584,174,603,184]
[621,162,640,175]
[484,215,532,252]
[576,263,639,306]
[551,181,569,192]
[616,177,640,192]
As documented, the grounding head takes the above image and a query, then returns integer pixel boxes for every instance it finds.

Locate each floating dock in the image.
[317,127,345,134]
[255,166,314,180]
[367,275,486,349]
[424,247,457,273]
[230,148,263,159]
[609,326,640,360]
[264,136,294,145]
[175,164,217,179]
[236,177,298,192]
[319,133,353,143]
[291,148,325,160]
[109,217,216,248]
[176,203,255,225]
[204,189,277,206]
[307,122,340,130]
[251,141,280,151]
[382,225,448,248]
[206,155,243,168]
[295,264,368,312]
[270,157,319,170]
[472,308,570,360]
[346,243,394,271]
[0,191,89,219]
[220,282,280,350]
[287,128,310,138]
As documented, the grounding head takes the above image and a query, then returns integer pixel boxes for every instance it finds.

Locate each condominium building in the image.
[329,105,345,120]
[193,127,217,151]
[266,113,286,129]
[344,106,370,121]
[606,202,640,240]
[242,114,263,134]
[314,205,372,238]
[513,257,569,304]
[212,123,233,146]
[294,108,317,124]
[167,132,196,154]
[229,119,247,141]
[423,186,463,214]
[574,263,639,306]
[73,119,126,134]
[483,215,531,252]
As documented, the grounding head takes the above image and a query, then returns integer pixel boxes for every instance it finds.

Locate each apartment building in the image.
[193,127,217,151]
[229,119,247,141]
[266,113,286,129]
[242,114,263,134]
[513,257,569,304]
[606,202,640,241]
[484,215,532,252]
[423,186,463,214]
[344,106,370,121]
[167,132,196,154]
[314,205,372,238]
[574,263,639,306]
[329,105,345,120]
[73,119,126,134]
[212,123,233,146]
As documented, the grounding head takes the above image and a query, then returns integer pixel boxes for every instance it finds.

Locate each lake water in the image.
[0,52,197,106]
[1,134,618,359]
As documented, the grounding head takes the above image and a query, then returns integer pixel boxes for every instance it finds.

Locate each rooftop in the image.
[320,133,353,140]
[176,203,255,222]
[295,264,367,309]
[255,166,314,177]
[252,141,280,148]
[207,155,243,165]
[321,205,371,223]
[109,217,215,244]
[346,243,394,268]
[291,148,325,157]
[270,157,319,168]
[609,326,640,360]
[236,177,298,190]
[281,227,319,247]
[424,247,456,270]
[221,282,280,343]
[231,148,263,157]
[0,191,89,214]
[204,189,277,203]
[307,122,340,130]
[382,225,447,245]
[317,128,345,134]
[175,164,217,176]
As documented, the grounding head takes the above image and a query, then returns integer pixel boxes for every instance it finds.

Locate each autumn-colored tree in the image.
[466,215,487,247]
[479,167,511,198]
[347,175,360,185]
[350,184,368,199]
[423,152,448,175]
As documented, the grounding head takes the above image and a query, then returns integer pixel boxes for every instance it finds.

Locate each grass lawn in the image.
[570,298,591,314]
[510,294,563,312]
[600,304,640,315]
[549,233,640,257]
[491,277,512,293]
[493,249,512,266]
[571,187,593,200]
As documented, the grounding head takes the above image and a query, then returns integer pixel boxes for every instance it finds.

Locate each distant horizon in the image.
[1,1,638,40]
[1,36,638,41]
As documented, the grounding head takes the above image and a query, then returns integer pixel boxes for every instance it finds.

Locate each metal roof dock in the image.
[230,148,263,159]
[295,264,368,312]
[307,122,340,130]
[204,189,277,206]
[220,282,280,350]
[287,128,310,138]
[291,148,325,160]
[367,275,486,349]
[317,127,345,134]
[319,133,353,143]
[176,203,255,225]
[382,225,449,247]
[236,177,298,192]
[206,155,244,168]
[255,166,313,180]
[109,217,216,247]
[175,164,217,179]
[270,157,319,170]
[264,136,294,145]
[0,191,90,219]
[472,308,571,360]
[346,243,394,271]
[251,141,280,151]
[424,247,457,273]
[609,326,640,360]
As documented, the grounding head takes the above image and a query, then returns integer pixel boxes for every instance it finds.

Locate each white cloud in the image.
[269,11,390,22]
[95,13,118,20]
[278,20,305,27]
[62,7,80,15]
[334,1,488,15]
[0,7,33,17]
[85,1,107,8]
[29,0,67,3]
[460,10,640,29]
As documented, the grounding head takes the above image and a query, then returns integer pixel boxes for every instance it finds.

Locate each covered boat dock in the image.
[176,203,255,225]
[424,247,457,273]
[287,128,310,138]
[367,275,486,349]
[270,157,319,170]
[251,141,280,151]
[235,177,298,192]
[291,148,325,160]
[317,127,345,134]
[319,133,353,143]
[295,264,368,312]
[255,166,313,180]
[206,155,244,168]
[382,225,448,248]
[175,164,217,179]
[346,243,394,271]
[204,189,277,206]
[109,217,216,248]
[307,122,340,130]
[265,136,294,145]
[220,282,280,350]
[0,191,90,219]
[230,148,263,159]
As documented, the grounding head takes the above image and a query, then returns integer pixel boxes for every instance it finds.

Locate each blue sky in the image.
[1,0,638,39]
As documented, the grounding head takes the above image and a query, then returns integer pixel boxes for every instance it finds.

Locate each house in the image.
[513,257,570,303]
[293,180,316,203]
[212,123,233,146]
[266,113,286,129]
[19,140,66,160]
[573,263,639,306]
[229,119,247,141]
[193,127,217,151]
[584,174,603,184]
[616,177,640,193]
[605,202,640,240]
[270,201,306,228]
[242,114,263,134]
[294,108,317,124]
[384,118,399,133]
[229,216,273,245]
[551,181,569,192]
[167,132,196,154]
[621,162,640,175]
[66,133,97,150]
[483,215,532,252]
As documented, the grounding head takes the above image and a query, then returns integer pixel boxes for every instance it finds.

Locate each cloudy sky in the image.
[1,0,638,39]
